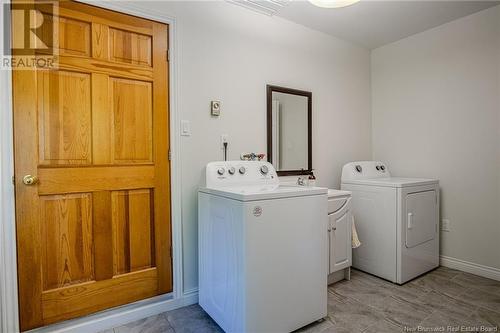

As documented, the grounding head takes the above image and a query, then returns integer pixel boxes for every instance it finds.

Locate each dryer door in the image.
[405,190,437,248]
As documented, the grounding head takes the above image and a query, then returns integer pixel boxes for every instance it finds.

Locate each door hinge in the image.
[168,149,172,161]
[166,49,170,62]
[12,175,15,185]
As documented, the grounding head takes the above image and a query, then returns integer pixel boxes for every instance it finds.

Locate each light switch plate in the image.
[181,120,191,136]
[441,219,450,232]
[211,101,221,116]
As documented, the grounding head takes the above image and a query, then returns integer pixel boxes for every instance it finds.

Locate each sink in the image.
[328,189,351,214]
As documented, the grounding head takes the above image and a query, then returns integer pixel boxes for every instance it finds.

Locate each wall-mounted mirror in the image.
[267,85,312,176]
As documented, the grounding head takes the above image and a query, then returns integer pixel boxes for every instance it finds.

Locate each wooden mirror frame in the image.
[266,85,312,176]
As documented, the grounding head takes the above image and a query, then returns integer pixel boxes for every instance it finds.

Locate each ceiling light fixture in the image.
[308,0,361,8]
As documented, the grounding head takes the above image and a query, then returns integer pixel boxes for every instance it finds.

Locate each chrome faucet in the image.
[297,177,307,186]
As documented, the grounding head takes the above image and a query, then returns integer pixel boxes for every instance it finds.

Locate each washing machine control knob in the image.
[380,165,385,171]
[260,165,269,175]
[376,165,381,171]
[217,168,225,176]
[355,165,362,173]
[239,167,246,175]
[228,167,236,175]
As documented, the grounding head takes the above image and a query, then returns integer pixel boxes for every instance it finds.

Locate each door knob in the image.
[23,175,39,185]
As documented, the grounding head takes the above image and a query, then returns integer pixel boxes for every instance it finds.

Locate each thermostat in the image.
[211,101,221,116]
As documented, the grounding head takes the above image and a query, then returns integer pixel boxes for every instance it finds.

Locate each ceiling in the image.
[243,1,500,49]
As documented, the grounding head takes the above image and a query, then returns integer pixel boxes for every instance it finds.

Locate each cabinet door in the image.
[330,212,352,273]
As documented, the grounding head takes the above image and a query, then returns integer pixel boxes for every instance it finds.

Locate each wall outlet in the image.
[220,134,228,149]
[441,219,450,232]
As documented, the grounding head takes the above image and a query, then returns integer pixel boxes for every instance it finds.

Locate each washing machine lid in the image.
[342,177,438,188]
[199,184,327,202]
[341,161,438,188]
[201,161,327,201]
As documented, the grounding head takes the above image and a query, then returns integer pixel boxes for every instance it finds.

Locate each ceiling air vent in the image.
[226,0,291,16]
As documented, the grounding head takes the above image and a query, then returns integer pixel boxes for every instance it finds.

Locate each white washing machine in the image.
[199,161,328,333]
[341,161,439,284]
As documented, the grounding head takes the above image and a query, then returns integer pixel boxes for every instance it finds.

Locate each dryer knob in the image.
[239,167,246,175]
[228,167,236,175]
[217,168,225,176]
[380,165,386,171]
[260,165,269,175]
[376,165,380,171]
[355,165,362,173]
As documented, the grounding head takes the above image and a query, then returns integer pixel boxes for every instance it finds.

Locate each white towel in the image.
[352,215,361,249]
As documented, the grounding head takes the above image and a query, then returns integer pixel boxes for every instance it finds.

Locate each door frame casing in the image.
[0,1,186,332]
[0,2,19,333]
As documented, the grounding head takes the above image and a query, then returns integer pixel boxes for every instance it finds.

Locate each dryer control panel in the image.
[205,161,278,188]
[341,161,390,181]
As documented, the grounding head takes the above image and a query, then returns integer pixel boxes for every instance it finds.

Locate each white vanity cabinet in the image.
[327,190,352,284]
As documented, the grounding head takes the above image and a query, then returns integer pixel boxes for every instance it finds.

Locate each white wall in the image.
[372,5,500,270]
[134,1,371,293]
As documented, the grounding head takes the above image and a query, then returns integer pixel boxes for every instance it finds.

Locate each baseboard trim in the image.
[440,255,500,282]
[183,287,199,297]
[27,292,199,333]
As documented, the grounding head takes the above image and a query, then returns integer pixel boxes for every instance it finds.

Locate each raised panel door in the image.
[13,1,171,330]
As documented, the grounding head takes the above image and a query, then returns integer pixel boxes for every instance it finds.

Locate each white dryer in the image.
[199,161,328,332]
[341,161,439,284]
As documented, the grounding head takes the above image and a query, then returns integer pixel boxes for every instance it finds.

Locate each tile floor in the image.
[104,267,500,333]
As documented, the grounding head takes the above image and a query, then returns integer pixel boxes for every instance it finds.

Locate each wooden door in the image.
[12,1,171,330]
